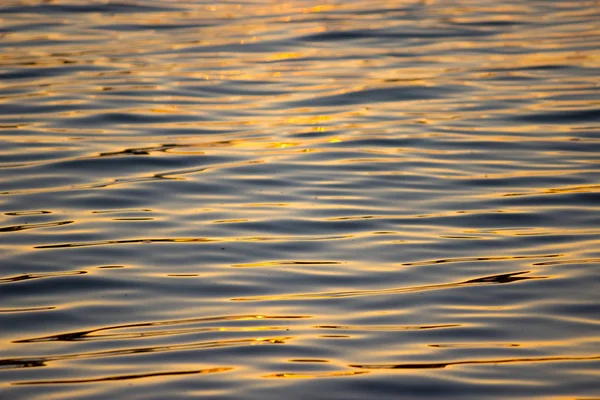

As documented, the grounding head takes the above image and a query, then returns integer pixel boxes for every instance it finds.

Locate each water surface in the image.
[1,0,599,398]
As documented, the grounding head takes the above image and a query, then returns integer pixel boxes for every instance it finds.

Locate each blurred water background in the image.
[1,0,599,398]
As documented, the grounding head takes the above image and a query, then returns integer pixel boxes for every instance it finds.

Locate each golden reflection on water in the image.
[1,0,599,398]
[264,370,369,379]
[13,367,234,385]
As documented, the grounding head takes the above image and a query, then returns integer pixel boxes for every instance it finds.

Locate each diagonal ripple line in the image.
[33,235,353,249]
[14,314,309,343]
[0,270,87,284]
[350,355,600,370]
[232,271,546,301]
[263,370,370,379]
[0,220,73,232]
[0,337,293,371]
[12,367,233,385]
[313,324,461,331]
[0,158,265,195]
[401,254,563,267]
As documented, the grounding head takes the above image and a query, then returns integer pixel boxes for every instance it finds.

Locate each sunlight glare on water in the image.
[0,0,599,399]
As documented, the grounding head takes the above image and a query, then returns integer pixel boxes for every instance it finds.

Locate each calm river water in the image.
[1,1,599,399]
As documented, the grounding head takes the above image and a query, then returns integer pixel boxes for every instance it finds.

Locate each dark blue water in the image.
[1,1,599,398]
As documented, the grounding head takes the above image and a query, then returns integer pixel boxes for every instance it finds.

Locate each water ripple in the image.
[1,0,599,398]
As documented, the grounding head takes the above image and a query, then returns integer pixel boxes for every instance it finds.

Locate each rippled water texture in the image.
[1,0,600,398]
